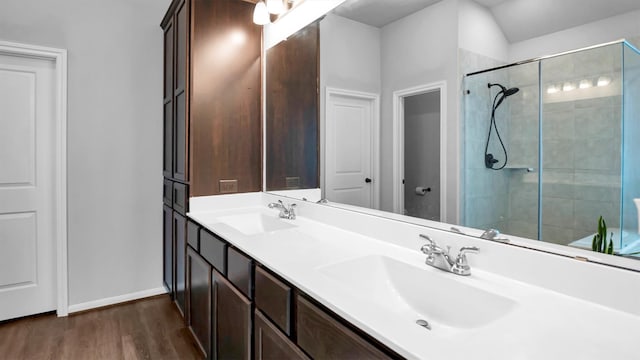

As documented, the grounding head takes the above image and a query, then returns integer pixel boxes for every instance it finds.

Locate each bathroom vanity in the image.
[182,192,640,360]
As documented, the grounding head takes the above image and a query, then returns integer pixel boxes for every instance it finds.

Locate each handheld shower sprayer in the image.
[484,83,520,170]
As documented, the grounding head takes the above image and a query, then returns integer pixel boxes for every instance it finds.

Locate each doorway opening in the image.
[393,82,447,222]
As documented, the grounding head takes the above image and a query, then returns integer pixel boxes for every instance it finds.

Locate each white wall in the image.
[0,0,170,306]
[458,0,509,62]
[319,14,381,194]
[380,0,459,221]
[509,9,640,62]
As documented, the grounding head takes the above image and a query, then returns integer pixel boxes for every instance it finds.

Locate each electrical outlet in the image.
[219,180,238,194]
[285,176,300,189]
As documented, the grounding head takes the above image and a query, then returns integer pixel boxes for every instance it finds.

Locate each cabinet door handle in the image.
[365,178,372,183]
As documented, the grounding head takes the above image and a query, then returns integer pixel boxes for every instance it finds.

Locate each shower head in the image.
[504,87,520,97]
[488,83,519,97]
[488,83,520,109]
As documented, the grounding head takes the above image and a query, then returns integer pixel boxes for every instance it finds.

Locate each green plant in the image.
[592,216,614,254]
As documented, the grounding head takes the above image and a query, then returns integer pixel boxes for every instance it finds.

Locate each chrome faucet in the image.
[419,234,479,276]
[268,200,297,220]
[479,228,509,243]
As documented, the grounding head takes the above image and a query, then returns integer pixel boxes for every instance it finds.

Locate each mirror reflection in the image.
[265,0,640,263]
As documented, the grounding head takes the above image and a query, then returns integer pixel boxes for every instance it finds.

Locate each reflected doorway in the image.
[393,82,447,222]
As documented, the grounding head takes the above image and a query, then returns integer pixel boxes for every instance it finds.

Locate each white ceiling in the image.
[332,0,640,42]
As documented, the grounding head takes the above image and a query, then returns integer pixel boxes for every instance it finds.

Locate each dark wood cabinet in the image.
[215,270,252,360]
[163,18,174,179]
[187,247,212,358]
[190,0,262,196]
[255,310,309,360]
[227,247,253,299]
[255,266,292,336]
[266,21,319,191]
[296,295,393,360]
[174,212,187,315]
[163,205,173,294]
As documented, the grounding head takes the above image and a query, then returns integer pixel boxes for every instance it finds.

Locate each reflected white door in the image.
[0,53,56,321]
[326,92,375,208]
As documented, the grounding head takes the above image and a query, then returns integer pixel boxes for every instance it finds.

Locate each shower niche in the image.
[463,40,640,258]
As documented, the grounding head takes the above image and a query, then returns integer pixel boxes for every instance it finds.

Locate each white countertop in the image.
[188,194,640,360]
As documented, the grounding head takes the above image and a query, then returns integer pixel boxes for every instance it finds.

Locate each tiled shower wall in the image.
[463,44,627,245]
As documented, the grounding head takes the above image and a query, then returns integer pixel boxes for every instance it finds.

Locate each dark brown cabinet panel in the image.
[200,230,227,274]
[163,178,173,206]
[266,22,319,191]
[255,266,292,336]
[227,247,253,299]
[174,211,187,316]
[163,205,174,294]
[255,310,310,360]
[163,100,174,178]
[187,220,200,252]
[190,0,262,196]
[173,181,188,215]
[215,270,252,360]
[187,247,212,358]
[296,295,392,360]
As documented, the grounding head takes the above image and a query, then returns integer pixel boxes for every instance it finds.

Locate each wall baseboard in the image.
[67,287,168,314]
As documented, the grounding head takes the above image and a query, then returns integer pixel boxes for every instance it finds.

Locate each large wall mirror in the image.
[265,0,640,269]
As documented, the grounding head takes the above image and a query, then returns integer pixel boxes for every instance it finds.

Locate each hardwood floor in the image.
[0,295,203,360]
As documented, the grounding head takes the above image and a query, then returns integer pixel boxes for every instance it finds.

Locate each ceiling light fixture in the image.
[547,85,560,94]
[579,79,592,89]
[266,0,286,14]
[597,76,611,87]
[253,1,270,25]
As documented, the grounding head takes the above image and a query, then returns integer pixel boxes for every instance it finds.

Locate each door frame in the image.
[325,87,380,209]
[0,41,68,317]
[392,81,447,221]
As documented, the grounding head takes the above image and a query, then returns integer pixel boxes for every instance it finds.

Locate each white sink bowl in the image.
[318,255,516,330]
[217,212,296,236]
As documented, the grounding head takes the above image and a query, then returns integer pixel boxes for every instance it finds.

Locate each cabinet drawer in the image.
[227,247,253,299]
[296,295,392,360]
[255,266,292,336]
[255,310,309,360]
[187,220,199,251]
[200,229,226,274]
[173,182,188,214]
[163,178,173,206]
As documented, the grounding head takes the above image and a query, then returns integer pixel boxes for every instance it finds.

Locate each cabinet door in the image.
[173,0,188,181]
[163,20,174,178]
[187,248,212,358]
[215,269,251,360]
[163,205,173,295]
[174,211,186,316]
[296,295,392,360]
[255,310,309,360]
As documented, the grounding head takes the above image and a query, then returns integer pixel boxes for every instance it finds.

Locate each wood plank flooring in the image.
[0,295,204,360]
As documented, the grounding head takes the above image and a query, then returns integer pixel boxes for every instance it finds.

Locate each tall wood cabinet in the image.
[161,0,262,315]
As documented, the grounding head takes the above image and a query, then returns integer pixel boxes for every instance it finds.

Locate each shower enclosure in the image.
[463,40,640,257]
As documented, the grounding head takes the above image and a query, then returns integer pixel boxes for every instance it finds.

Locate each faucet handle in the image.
[452,246,479,276]
[419,234,436,252]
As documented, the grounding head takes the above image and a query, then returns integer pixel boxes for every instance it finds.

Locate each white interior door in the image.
[326,92,375,208]
[0,53,57,321]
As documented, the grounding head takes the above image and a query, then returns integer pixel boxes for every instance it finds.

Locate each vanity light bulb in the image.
[562,82,575,92]
[579,79,592,89]
[547,85,560,94]
[266,0,285,14]
[253,1,270,25]
[597,76,611,87]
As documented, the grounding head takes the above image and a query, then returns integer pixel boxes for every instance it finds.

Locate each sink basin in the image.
[217,212,296,236]
[318,255,516,330]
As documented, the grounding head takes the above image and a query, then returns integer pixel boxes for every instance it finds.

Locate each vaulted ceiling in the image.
[332,0,640,43]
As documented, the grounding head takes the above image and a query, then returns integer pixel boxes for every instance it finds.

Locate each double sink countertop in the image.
[188,193,640,360]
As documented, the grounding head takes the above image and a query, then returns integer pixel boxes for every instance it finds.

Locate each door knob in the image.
[365,178,372,183]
